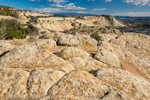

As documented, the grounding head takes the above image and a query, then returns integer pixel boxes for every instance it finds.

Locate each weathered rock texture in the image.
[99,33,150,80]
[36,15,124,32]
[95,49,120,68]
[0,7,150,100]
[57,35,81,46]
[96,68,150,100]
[0,40,14,55]
[40,70,133,100]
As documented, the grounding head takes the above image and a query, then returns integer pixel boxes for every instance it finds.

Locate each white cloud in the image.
[108,0,150,6]
[91,8,106,13]
[75,11,88,13]
[124,0,150,6]
[35,7,62,12]
[112,12,150,16]
[48,0,68,4]
[105,0,112,2]
[50,3,86,10]
[92,8,107,11]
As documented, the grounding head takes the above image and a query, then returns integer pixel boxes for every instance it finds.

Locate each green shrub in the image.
[0,19,27,40]
[5,26,26,39]
[64,30,76,35]
[25,24,39,36]
[39,35,49,39]
[90,33,102,41]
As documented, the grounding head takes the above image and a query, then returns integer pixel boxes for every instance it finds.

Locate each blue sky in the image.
[1,0,150,16]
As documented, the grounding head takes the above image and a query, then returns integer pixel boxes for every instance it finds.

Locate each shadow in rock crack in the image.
[0,51,10,58]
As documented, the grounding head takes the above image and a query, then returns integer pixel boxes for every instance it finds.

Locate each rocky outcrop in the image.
[0,39,57,68]
[60,47,90,60]
[99,33,150,80]
[40,70,133,100]
[96,68,150,100]
[78,34,97,46]
[0,68,29,100]
[0,67,69,100]
[57,35,81,46]
[1,6,150,100]
[95,49,120,68]
[26,68,66,99]
[0,40,14,55]
[36,15,124,32]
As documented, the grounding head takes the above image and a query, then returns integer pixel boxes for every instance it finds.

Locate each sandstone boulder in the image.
[60,47,90,60]
[0,67,69,100]
[32,39,57,49]
[57,35,81,46]
[69,57,108,71]
[95,49,120,68]
[0,68,29,100]
[26,68,66,99]
[78,35,97,46]
[42,54,74,73]
[0,39,57,68]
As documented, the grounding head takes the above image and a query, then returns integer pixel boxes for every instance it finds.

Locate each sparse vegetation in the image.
[0,6,19,18]
[53,15,71,17]
[39,35,49,39]
[89,70,98,77]
[126,23,150,29]
[0,19,26,40]
[90,33,102,41]
[57,52,62,57]
[64,29,76,35]
[25,23,39,36]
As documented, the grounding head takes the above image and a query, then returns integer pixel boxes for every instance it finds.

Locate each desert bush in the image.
[90,33,102,41]
[5,26,26,39]
[25,24,39,36]
[39,35,49,39]
[0,19,26,40]
[64,29,76,35]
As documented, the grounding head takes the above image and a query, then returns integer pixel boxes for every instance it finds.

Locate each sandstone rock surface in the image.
[60,47,90,60]
[40,70,133,100]
[57,35,81,46]
[0,40,14,55]
[0,7,150,100]
[0,68,29,100]
[78,35,97,46]
[0,39,57,68]
[95,49,120,68]
[96,68,150,100]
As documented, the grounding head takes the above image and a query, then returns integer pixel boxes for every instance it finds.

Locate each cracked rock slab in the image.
[40,70,133,100]
[96,68,150,100]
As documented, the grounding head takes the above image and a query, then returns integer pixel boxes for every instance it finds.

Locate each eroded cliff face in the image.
[35,15,125,32]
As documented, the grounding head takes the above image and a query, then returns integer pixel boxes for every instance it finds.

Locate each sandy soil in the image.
[120,58,145,78]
